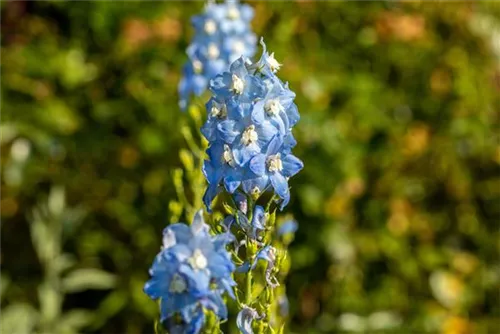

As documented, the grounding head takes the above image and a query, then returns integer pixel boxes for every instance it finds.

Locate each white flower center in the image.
[169,273,187,293]
[227,6,240,20]
[222,144,236,167]
[204,19,217,34]
[264,99,283,116]
[267,153,283,173]
[267,53,281,72]
[207,43,220,59]
[241,125,258,146]
[231,74,245,94]
[192,60,203,74]
[189,249,208,270]
[210,104,227,119]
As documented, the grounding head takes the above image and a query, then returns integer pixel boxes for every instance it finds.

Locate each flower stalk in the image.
[144,2,302,333]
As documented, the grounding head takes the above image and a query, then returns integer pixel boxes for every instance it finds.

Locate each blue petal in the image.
[162,228,176,249]
[160,292,195,322]
[233,142,260,166]
[203,183,221,212]
[212,232,235,250]
[217,120,240,144]
[169,244,192,262]
[251,206,266,230]
[229,56,249,78]
[257,121,279,149]
[243,75,265,101]
[143,276,169,300]
[270,172,289,200]
[286,102,300,127]
[283,132,297,153]
[241,175,269,195]
[224,174,241,194]
[201,292,228,320]
[249,153,266,176]
[219,277,237,300]
[207,252,235,279]
[179,264,210,295]
[187,308,205,334]
[280,191,290,210]
[251,100,266,125]
[209,73,232,98]
[166,224,192,245]
[236,307,260,334]
[281,154,304,178]
[265,135,283,155]
[191,210,210,236]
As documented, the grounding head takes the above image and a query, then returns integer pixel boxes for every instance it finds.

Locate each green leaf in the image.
[0,303,38,334]
[1,275,10,301]
[62,269,116,293]
[55,309,93,334]
[30,213,53,263]
[38,282,61,323]
[179,149,194,172]
[222,202,235,215]
[53,254,76,274]
[48,186,65,217]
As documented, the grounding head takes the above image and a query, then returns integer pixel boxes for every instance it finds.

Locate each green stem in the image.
[265,194,277,213]
[245,194,255,306]
[245,263,252,305]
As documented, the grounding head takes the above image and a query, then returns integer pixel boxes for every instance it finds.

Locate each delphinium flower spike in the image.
[144,211,235,333]
[179,0,257,110]
[199,38,303,332]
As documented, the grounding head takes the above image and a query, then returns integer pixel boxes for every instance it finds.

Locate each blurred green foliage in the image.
[1,1,499,333]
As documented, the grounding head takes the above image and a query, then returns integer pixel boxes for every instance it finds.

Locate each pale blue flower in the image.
[144,211,235,333]
[236,306,263,334]
[179,0,257,110]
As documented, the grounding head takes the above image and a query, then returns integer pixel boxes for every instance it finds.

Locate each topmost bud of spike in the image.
[178,0,257,110]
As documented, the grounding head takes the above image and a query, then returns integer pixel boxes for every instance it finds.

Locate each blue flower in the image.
[209,57,265,103]
[202,141,256,209]
[217,106,278,166]
[236,306,263,334]
[144,210,235,333]
[202,39,303,210]
[248,136,303,209]
[179,0,257,110]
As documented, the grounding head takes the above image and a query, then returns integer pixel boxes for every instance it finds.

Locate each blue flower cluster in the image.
[202,40,303,210]
[144,211,235,334]
[178,0,257,110]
